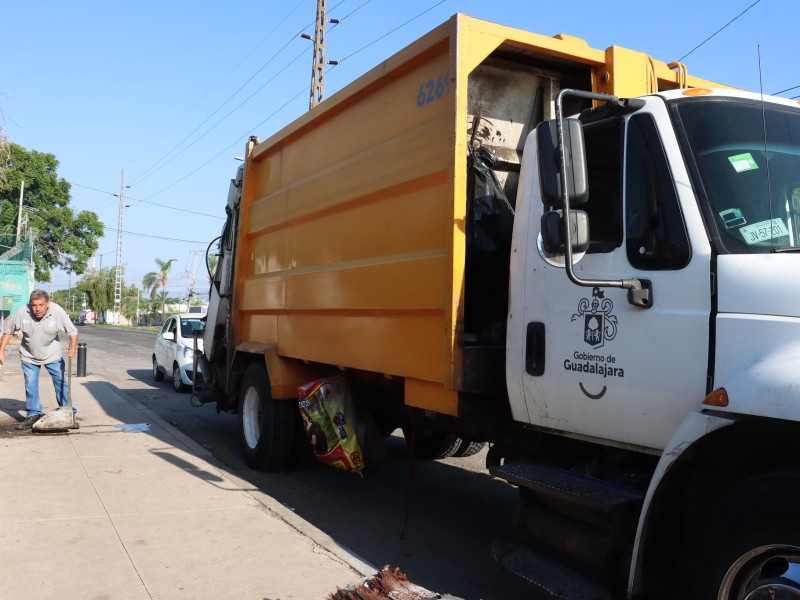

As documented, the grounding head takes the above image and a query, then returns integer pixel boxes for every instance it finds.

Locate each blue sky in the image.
[2,0,796,298]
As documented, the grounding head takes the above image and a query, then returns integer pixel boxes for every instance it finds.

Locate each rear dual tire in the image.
[402,427,486,460]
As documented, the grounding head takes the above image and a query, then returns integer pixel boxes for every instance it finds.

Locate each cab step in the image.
[490,460,645,592]
[489,460,644,515]
[493,541,612,600]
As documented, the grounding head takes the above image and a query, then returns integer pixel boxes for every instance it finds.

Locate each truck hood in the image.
[717,254,800,318]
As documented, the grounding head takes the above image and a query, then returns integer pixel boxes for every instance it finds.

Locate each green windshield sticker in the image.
[728,153,758,173]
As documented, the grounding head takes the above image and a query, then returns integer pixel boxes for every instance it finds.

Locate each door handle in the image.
[526,322,545,376]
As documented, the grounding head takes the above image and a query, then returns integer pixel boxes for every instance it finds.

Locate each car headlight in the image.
[182,346,194,359]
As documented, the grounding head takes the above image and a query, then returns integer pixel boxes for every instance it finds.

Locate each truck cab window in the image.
[583,120,623,253]
[625,113,690,270]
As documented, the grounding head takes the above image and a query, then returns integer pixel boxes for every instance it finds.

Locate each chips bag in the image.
[297,376,364,472]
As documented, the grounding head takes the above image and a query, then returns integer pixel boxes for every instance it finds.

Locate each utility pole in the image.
[15,180,24,245]
[301,0,339,110]
[113,170,129,325]
[186,250,203,304]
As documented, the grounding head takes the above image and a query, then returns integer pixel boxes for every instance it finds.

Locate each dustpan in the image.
[33,355,75,433]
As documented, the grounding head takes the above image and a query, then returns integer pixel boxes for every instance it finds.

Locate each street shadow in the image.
[0,396,24,422]
[127,368,154,384]
[79,376,528,600]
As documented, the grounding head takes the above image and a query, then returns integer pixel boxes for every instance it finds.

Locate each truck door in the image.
[517,105,712,451]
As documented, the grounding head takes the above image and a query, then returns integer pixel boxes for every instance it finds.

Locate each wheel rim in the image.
[719,545,800,599]
[173,366,182,390]
[241,387,261,450]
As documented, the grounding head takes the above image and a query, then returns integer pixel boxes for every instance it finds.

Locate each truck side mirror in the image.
[537,118,589,208]
[541,210,590,254]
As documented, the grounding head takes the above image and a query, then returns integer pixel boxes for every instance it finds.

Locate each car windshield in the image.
[180,318,204,339]
[673,98,800,254]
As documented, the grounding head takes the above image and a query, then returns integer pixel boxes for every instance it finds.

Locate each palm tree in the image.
[142,258,176,324]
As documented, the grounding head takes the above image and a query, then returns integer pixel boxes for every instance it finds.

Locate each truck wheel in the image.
[152,356,164,381]
[402,427,461,459]
[238,363,295,472]
[680,471,800,599]
[452,439,486,458]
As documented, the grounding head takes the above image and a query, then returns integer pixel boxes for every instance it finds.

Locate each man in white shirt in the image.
[0,290,79,430]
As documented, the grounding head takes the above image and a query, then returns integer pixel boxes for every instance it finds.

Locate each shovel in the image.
[33,355,75,433]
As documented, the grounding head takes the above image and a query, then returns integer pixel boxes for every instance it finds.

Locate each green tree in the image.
[121,283,141,325]
[77,267,115,322]
[0,143,103,281]
[142,258,175,324]
[52,286,79,313]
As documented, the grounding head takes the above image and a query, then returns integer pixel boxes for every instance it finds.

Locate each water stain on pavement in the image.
[113,423,151,433]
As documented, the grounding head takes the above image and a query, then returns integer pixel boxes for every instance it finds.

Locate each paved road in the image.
[75,325,534,600]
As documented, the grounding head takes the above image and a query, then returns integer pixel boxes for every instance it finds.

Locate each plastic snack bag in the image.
[298,375,364,472]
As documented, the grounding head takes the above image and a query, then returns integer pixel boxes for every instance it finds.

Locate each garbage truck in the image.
[193,13,800,599]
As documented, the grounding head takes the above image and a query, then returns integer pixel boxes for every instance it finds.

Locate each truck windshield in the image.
[673,98,800,254]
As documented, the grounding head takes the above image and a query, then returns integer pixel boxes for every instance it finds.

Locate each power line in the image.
[125,0,308,176]
[145,85,310,200]
[103,225,209,245]
[71,182,223,219]
[129,34,302,187]
[141,1,449,201]
[133,44,308,190]
[772,84,800,96]
[340,1,446,63]
[129,1,349,188]
[677,0,763,62]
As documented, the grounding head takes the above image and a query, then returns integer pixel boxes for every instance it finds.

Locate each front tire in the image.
[172,363,187,393]
[153,356,164,381]
[680,471,800,599]
[238,363,295,471]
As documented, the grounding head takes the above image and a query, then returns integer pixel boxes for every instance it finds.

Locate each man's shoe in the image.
[16,414,43,430]
[70,421,80,430]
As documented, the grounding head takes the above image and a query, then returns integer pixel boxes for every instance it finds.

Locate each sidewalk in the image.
[0,352,375,599]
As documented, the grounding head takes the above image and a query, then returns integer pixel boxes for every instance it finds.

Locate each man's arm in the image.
[0,332,13,366]
[67,334,78,359]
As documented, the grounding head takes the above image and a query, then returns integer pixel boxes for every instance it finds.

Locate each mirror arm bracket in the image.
[555,88,653,309]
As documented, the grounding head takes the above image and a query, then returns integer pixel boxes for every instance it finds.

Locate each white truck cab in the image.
[499,88,800,598]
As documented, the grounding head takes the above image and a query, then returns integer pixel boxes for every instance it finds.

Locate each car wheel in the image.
[238,363,295,471]
[172,363,187,393]
[152,356,164,381]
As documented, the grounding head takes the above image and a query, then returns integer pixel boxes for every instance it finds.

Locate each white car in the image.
[152,313,206,392]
